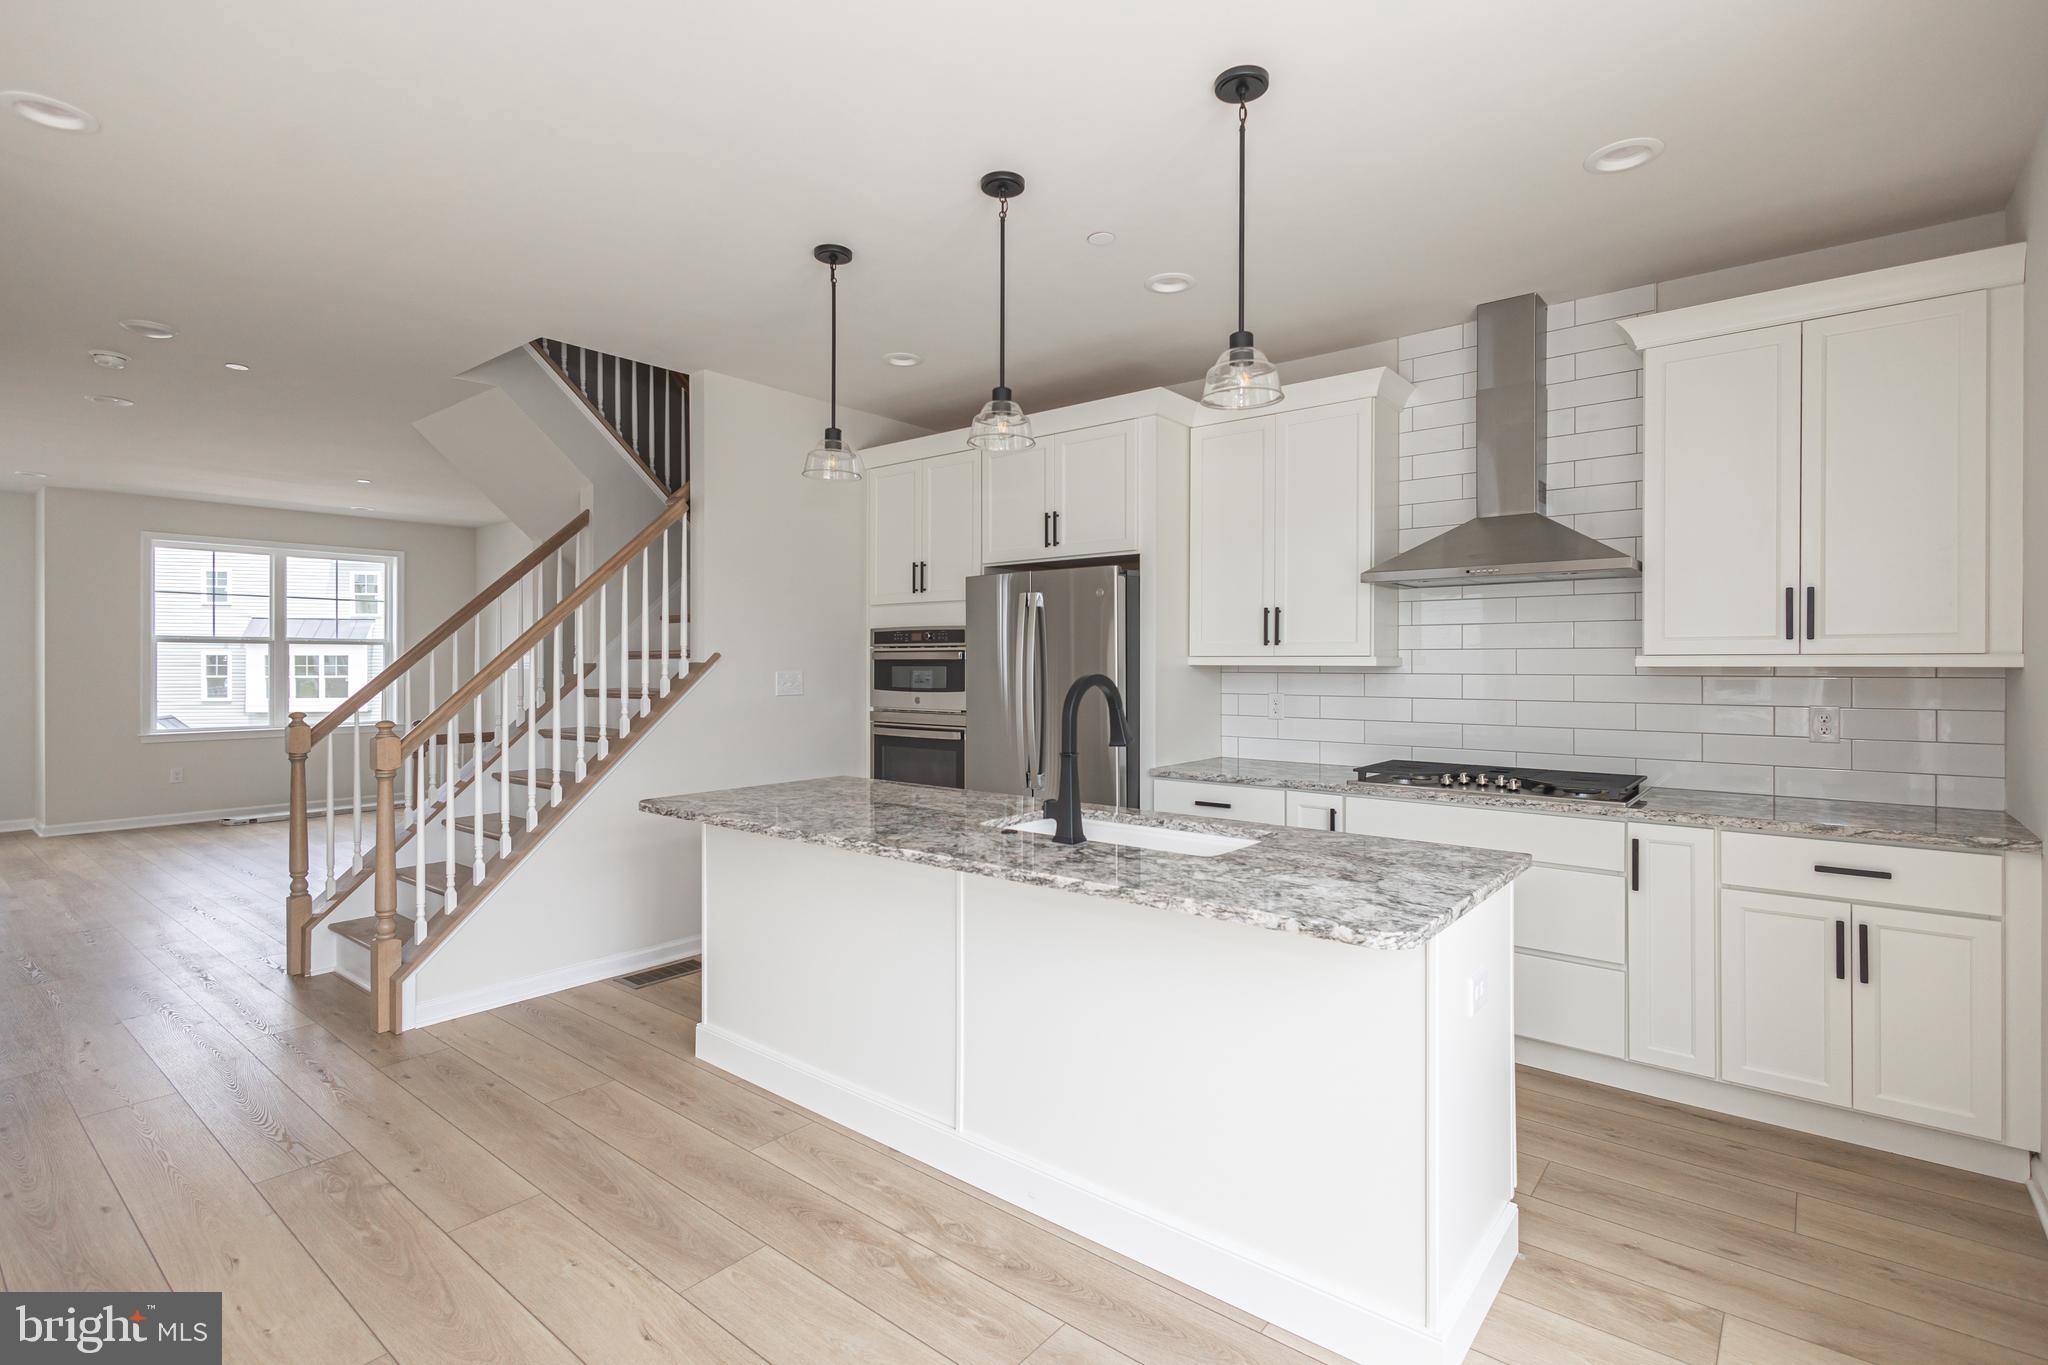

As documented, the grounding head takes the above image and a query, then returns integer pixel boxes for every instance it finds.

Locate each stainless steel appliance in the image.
[1352,759,1646,803]
[870,628,966,789]
[966,563,1138,806]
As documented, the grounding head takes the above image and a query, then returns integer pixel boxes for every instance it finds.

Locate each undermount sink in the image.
[1005,818,1258,857]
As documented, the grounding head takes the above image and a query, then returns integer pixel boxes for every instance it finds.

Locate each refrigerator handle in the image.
[1033,595,1049,792]
[1015,592,1034,792]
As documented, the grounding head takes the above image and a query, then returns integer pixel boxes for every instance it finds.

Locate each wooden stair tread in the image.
[626,648,688,658]
[421,729,498,745]
[585,686,659,698]
[394,859,481,895]
[450,812,508,837]
[497,768,568,787]
[539,726,616,741]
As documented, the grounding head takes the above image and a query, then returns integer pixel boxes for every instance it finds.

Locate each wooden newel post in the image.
[285,713,313,975]
[370,720,403,1033]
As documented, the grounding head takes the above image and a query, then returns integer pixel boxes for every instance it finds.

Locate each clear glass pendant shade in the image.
[801,430,864,480]
[1200,340,1283,410]
[968,395,1035,452]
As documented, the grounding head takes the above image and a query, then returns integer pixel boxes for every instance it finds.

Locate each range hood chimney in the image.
[1361,294,1640,588]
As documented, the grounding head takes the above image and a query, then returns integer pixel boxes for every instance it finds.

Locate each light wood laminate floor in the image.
[2,822,2043,1364]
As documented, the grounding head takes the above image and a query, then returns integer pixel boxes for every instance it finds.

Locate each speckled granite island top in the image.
[1153,757,2041,853]
[642,776,1529,950]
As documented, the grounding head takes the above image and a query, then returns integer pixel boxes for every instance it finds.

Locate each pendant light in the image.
[968,171,1034,451]
[1201,65,1283,410]
[801,243,864,480]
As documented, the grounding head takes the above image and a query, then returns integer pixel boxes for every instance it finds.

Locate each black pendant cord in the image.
[997,197,1009,392]
[828,261,839,431]
[1236,101,1248,337]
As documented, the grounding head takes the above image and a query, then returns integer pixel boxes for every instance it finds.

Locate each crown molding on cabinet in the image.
[1619,243,2026,351]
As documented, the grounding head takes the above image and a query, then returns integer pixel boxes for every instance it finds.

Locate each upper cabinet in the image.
[983,420,1142,564]
[1187,377,1406,665]
[1624,245,2024,667]
[867,448,979,606]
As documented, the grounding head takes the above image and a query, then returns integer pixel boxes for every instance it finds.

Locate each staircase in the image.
[284,483,710,1032]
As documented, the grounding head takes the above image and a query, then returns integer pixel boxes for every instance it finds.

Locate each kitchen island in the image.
[642,776,1530,1365]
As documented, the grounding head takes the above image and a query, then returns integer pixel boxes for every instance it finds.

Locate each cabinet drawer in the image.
[1719,832,2001,917]
[1345,797,1624,871]
[1516,867,1626,964]
[1284,791,1346,832]
[1151,780,1286,826]
[1515,952,1626,1057]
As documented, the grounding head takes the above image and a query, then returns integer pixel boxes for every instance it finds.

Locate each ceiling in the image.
[5,0,2047,523]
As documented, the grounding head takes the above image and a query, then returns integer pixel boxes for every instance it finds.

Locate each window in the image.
[148,537,400,734]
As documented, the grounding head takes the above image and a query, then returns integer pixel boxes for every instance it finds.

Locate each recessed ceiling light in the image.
[223,362,250,372]
[882,352,922,367]
[1145,272,1195,294]
[85,393,134,406]
[349,506,372,512]
[2,91,98,132]
[1086,231,1116,247]
[119,318,177,340]
[15,471,47,478]
[354,478,372,485]
[90,349,129,370]
[1583,137,1664,174]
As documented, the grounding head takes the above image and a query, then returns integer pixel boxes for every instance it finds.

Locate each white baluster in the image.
[575,537,589,779]
[525,638,539,831]
[659,523,672,697]
[498,599,513,859]
[324,741,336,897]
[639,542,651,717]
[414,738,426,925]
[551,549,564,805]
[615,561,630,740]
[443,712,459,928]
[350,714,363,871]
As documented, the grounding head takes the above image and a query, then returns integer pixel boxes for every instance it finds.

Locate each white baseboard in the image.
[408,934,701,1030]
[34,803,293,836]
[2029,1156,2048,1242]
[0,818,33,834]
[1518,1039,2033,1182]
[699,1023,1505,1365]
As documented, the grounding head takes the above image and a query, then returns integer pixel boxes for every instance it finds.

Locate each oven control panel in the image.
[872,627,966,647]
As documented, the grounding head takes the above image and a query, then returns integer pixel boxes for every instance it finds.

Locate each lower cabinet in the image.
[1284,791,1345,832]
[1627,824,1717,1078]
[1721,890,2003,1138]
[1151,779,1285,826]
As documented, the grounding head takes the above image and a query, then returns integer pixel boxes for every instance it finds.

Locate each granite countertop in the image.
[1151,757,2041,853]
[641,776,1529,950]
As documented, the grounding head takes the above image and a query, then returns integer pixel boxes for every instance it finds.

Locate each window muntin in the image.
[202,652,229,700]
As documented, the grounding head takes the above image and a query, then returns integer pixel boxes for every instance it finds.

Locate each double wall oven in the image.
[870,627,966,789]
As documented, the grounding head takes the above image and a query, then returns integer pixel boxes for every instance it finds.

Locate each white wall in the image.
[0,493,36,828]
[35,488,478,831]
[412,372,924,1006]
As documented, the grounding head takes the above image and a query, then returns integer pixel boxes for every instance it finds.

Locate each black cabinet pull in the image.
[1630,837,1640,891]
[1262,607,1270,647]
[1806,585,1816,640]
[1858,922,1869,985]
[1784,587,1794,641]
[1835,919,1846,980]
[1814,864,1892,880]
[1273,607,1282,645]
[1052,510,1059,545]
[910,561,918,592]
[1194,799,1233,809]
[1042,512,1050,548]
[1327,808,1338,832]
[917,561,927,592]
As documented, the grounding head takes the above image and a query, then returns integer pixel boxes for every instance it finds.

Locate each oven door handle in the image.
[871,649,967,661]
[872,725,966,740]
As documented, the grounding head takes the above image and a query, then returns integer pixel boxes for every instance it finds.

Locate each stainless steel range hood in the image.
[1362,294,1640,588]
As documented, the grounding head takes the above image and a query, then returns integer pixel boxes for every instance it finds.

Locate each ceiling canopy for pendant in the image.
[1201,64,1284,411]
[801,243,864,481]
[968,171,1035,452]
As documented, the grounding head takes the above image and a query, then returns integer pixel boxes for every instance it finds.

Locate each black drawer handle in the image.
[1834,919,1846,980]
[1814,864,1892,880]
[1327,808,1337,832]
[1858,922,1870,985]
[1193,799,1233,809]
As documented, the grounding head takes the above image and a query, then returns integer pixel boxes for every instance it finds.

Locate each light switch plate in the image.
[168,767,184,784]
[1811,706,1840,743]
[774,670,804,697]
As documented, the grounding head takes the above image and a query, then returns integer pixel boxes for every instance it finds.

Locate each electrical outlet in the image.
[773,670,804,697]
[1468,969,1489,1017]
[1266,694,1284,719]
[168,767,184,784]
[1811,706,1841,743]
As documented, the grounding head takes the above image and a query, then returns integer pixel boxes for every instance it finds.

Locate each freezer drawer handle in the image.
[1814,864,1892,880]
[1193,799,1233,809]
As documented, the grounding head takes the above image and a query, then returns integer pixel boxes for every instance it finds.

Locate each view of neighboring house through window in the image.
[148,538,399,733]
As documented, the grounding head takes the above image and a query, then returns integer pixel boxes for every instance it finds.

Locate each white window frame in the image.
[142,532,405,741]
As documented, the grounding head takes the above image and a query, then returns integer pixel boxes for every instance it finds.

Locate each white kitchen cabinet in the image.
[1188,390,1400,665]
[1851,904,2002,1139]
[1802,294,1988,655]
[1641,325,1802,657]
[1624,246,2024,666]
[1719,888,1853,1109]
[1284,791,1345,832]
[981,420,1142,564]
[1151,779,1285,825]
[867,449,979,606]
[1626,823,1716,1078]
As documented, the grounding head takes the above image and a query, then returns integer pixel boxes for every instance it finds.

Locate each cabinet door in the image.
[1801,294,1988,654]
[919,450,979,603]
[1272,401,1376,658]
[1626,824,1716,1077]
[1284,791,1345,832]
[1188,419,1275,658]
[983,444,1052,564]
[1851,905,2002,1138]
[1719,889,1851,1107]
[1641,326,1803,655]
[867,463,923,606]
[1050,423,1141,558]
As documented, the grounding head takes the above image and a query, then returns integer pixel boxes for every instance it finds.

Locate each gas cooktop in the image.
[1351,760,1646,804]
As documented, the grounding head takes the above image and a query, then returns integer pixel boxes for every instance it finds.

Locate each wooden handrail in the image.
[309,509,591,743]
[401,487,689,756]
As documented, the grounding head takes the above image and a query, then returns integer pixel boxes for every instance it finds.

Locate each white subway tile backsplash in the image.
[1205,288,2009,812]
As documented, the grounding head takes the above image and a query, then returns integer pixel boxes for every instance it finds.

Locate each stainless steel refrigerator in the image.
[965,563,1139,806]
